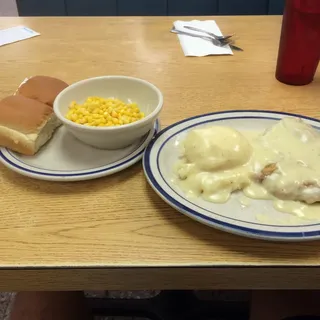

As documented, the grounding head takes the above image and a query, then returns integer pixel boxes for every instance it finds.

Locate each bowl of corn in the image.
[53,76,163,149]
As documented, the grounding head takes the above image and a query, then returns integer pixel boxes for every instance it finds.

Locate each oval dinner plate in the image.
[0,120,159,182]
[143,111,320,242]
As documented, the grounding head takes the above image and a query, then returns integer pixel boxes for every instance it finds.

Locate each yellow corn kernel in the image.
[66,97,145,127]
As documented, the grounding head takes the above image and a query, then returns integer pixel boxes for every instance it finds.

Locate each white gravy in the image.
[174,118,320,221]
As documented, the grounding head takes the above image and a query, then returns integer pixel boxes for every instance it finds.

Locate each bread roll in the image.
[17,76,68,107]
[0,95,61,155]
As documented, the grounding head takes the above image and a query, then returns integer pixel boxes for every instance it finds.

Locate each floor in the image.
[0,290,250,320]
[0,293,14,320]
[0,292,149,320]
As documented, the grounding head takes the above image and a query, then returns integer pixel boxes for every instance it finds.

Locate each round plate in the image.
[0,120,159,182]
[143,111,320,242]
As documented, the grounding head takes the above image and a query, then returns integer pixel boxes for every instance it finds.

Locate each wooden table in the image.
[0,16,320,291]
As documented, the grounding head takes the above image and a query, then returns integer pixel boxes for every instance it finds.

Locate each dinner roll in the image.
[17,75,68,107]
[0,95,61,155]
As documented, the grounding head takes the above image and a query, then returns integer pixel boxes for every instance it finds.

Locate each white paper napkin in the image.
[0,26,40,47]
[173,20,233,57]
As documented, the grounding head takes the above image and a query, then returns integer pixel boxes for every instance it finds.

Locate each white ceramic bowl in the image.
[53,76,163,149]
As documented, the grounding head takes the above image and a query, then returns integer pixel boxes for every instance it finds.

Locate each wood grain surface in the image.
[1,16,320,290]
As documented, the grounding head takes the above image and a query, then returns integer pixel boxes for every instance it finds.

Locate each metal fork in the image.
[184,25,234,42]
[171,28,243,51]
[171,28,226,46]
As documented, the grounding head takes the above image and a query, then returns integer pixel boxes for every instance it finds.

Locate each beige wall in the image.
[0,0,18,16]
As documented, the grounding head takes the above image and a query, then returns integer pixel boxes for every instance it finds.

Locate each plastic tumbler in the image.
[275,0,320,85]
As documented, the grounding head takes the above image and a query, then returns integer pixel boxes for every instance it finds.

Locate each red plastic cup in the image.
[275,0,320,85]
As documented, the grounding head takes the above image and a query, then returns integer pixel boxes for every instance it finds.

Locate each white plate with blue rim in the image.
[143,110,320,242]
[0,119,160,182]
